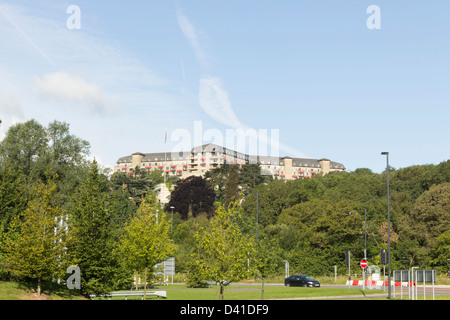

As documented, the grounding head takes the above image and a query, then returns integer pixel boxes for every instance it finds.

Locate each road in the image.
[230,282,450,299]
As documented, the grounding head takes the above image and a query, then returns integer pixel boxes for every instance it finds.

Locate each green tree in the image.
[109,169,160,207]
[66,160,122,298]
[0,119,48,178]
[0,119,91,211]
[119,191,176,299]
[224,165,240,208]
[430,230,450,273]
[239,163,266,194]
[408,182,450,260]
[4,177,65,295]
[254,237,281,299]
[0,120,90,182]
[205,164,231,202]
[242,180,292,227]
[193,202,255,300]
[0,160,28,234]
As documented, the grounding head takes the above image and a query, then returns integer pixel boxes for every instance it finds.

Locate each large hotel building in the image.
[114,143,345,180]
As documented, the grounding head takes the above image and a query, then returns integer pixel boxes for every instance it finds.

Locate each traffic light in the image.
[380,249,387,265]
[345,250,350,266]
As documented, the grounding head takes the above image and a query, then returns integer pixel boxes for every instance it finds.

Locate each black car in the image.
[284,275,320,287]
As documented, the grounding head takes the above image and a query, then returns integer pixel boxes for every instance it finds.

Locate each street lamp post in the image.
[381,152,391,299]
[170,206,175,231]
[256,192,259,242]
[247,191,259,242]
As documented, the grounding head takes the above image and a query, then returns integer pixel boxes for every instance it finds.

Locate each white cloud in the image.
[177,7,307,158]
[34,71,120,117]
[0,91,26,139]
[176,8,208,68]
[198,77,244,128]
[177,8,243,128]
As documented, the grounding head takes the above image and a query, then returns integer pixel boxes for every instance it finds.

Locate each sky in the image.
[0,1,449,173]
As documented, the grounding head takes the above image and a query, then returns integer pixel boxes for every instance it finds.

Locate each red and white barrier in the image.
[346,280,415,287]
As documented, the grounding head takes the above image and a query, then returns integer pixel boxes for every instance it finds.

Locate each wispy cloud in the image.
[176,8,243,128]
[0,2,191,167]
[198,77,244,128]
[0,4,178,120]
[176,7,307,158]
[0,4,55,66]
[176,8,208,68]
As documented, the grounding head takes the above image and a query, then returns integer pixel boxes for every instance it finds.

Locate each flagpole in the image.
[164,128,167,183]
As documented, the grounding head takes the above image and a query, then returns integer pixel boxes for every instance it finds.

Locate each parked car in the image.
[284,275,320,287]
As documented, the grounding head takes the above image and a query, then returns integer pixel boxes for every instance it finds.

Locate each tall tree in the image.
[119,191,176,299]
[0,119,48,178]
[193,202,255,300]
[0,119,91,208]
[4,177,65,295]
[239,163,266,194]
[66,160,121,298]
[224,164,240,208]
[109,169,163,207]
[204,164,231,202]
[0,160,28,233]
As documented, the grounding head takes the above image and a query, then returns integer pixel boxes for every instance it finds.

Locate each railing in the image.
[91,290,166,300]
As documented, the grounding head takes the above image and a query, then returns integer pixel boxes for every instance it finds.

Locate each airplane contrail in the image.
[0,6,55,65]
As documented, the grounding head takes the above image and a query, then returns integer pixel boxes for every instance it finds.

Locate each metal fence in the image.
[393,269,436,300]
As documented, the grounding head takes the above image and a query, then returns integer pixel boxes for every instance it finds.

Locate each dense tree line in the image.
[170,153,450,277]
[0,119,449,298]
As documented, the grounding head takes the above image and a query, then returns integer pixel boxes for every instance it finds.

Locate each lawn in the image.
[103,284,387,300]
[2,280,449,300]
[0,280,86,300]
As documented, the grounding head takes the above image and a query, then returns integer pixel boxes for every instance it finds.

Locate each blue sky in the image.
[0,1,449,173]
